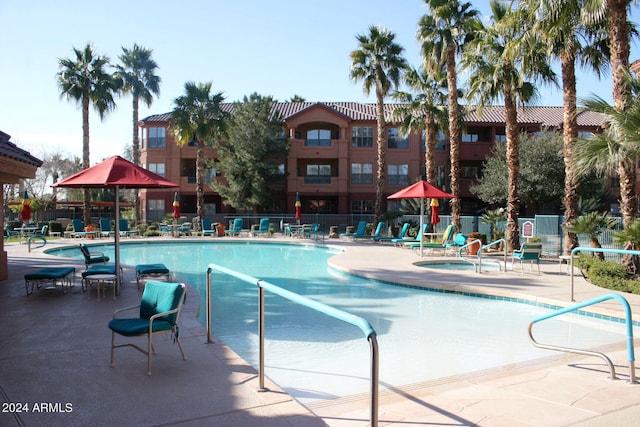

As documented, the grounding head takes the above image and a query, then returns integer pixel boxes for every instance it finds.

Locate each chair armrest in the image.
[113,304,141,318]
[149,308,179,323]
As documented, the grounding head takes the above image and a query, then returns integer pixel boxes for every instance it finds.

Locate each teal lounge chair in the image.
[135,263,171,290]
[405,224,456,252]
[100,219,115,238]
[119,219,139,237]
[109,281,187,375]
[71,219,89,238]
[178,222,192,236]
[79,243,109,268]
[379,223,409,243]
[252,218,271,237]
[310,223,325,241]
[225,218,244,236]
[512,242,542,274]
[201,219,217,236]
[357,221,383,240]
[340,221,367,238]
[393,224,428,246]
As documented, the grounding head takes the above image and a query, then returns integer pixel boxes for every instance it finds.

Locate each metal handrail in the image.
[206,264,379,426]
[528,293,636,383]
[458,238,505,273]
[569,246,640,301]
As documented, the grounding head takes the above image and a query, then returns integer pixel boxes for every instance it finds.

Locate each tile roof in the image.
[0,130,43,167]
[141,102,605,128]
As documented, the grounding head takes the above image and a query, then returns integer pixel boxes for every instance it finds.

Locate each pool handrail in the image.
[458,238,506,273]
[528,293,636,383]
[206,264,380,426]
[569,246,640,301]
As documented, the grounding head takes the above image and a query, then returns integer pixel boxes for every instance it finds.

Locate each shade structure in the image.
[52,155,179,288]
[388,181,456,257]
[20,190,31,222]
[172,192,180,219]
[295,192,302,224]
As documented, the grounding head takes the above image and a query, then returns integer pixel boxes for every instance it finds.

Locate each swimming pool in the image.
[50,241,637,403]
[415,259,502,271]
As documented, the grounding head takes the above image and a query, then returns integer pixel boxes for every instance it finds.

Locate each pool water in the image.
[50,242,637,403]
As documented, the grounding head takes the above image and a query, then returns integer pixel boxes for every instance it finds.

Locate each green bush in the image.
[576,255,640,295]
[48,221,63,234]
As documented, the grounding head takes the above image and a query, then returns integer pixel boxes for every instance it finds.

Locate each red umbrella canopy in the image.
[430,198,440,226]
[52,155,179,189]
[20,190,31,221]
[387,181,456,200]
[172,192,180,219]
[295,192,302,220]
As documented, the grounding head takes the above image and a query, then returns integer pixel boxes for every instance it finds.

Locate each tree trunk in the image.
[446,45,461,231]
[196,139,205,221]
[561,53,580,255]
[132,96,140,223]
[82,96,91,227]
[425,115,436,184]
[503,72,520,252]
[374,85,387,222]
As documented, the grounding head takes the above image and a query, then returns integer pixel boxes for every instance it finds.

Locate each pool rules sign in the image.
[522,221,535,239]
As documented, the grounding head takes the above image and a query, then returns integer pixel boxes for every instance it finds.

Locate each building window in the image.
[421,129,447,150]
[147,127,166,148]
[388,128,408,149]
[148,199,165,215]
[388,164,409,186]
[578,131,594,138]
[461,132,479,142]
[351,199,373,214]
[148,163,165,177]
[305,129,331,146]
[352,126,373,147]
[305,164,331,184]
[495,134,507,143]
[461,166,481,179]
[351,163,373,184]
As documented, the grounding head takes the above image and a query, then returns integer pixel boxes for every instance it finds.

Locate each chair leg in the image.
[147,334,153,376]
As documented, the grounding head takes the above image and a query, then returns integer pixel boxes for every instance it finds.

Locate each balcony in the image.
[304,175,332,184]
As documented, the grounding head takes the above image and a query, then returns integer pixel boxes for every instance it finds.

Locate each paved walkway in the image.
[1,236,638,426]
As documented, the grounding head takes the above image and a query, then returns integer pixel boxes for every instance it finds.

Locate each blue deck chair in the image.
[252,218,271,237]
[71,219,89,238]
[119,219,138,237]
[378,223,409,243]
[356,221,383,240]
[405,224,456,251]
[512,242,543,274]
[109,281,187,375]
[135,263,171,290]
[340,221,367,238]
[201,219,217,236]
[178,222,192,236]
[310,223,325,241]
[225,218,244,236]
[100,219,115,238]
[393,224,428,246]
[79,243,109,268]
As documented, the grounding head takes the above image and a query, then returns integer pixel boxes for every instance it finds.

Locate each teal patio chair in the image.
[71,219,89,238]
[225,218,244,236]
[119,219,139,237]
[100,219,115,238]
[252,218,271,237]
[512,242,543,274]
[340,220,367,238]
[109,281,187,375]
[201,219,217,236]
[79,243,109,268]
[379,223,409,243]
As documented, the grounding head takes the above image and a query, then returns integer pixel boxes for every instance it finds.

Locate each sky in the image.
[1,0,639,164]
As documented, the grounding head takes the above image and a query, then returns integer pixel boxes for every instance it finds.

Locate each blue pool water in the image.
[50,242,637,403]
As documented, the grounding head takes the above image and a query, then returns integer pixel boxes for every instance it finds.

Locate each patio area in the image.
[1,236,639,426]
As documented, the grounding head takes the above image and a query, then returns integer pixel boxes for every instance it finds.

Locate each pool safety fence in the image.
[206,263,380,427]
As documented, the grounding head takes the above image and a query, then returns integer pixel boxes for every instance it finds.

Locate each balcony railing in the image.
[304,139,331,147]
[304,176,331,184]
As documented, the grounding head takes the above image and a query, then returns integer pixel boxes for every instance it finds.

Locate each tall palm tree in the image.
[170,82,228,221]
[463,0,556,251]
[585,0,639,227]
[418,0,480,231]
[392,64,448,185]
[57,43,121,226]
[115,44,161,222]
[522,0,609,256]
[350,25,407,221]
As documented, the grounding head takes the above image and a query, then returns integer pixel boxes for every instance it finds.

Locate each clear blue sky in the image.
[1,0,638,164]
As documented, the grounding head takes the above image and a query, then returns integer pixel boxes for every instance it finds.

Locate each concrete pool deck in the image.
[1,236,638,426]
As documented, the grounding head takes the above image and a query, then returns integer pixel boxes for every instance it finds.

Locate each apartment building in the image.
[138,102,604,222]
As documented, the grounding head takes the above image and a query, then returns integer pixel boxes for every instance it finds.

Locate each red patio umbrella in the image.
[388,180,456,257]
[20,190,31,222]
[430,198,440,227]
[52,155,179,288]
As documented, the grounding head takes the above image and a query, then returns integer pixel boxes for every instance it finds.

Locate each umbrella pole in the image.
[420,198,424,257]
[115,186,121,291]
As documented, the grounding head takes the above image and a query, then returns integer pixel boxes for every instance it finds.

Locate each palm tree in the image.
[462,0,556,251]
[170,82,228,221]
[521,0,609,256]
[57,43,121,226]
[418,0,480,231]
[392,63,448,185]
[115,44,161,221]
[350,25,407,221]
[567,211,618,260]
